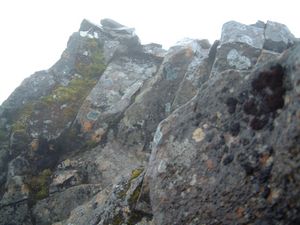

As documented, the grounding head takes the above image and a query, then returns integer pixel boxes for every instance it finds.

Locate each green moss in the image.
[62,105,78,119]
[11,103,34,133]
[128,185,142,206]
[117,168,144,199]
[111,214,123,225]
[76,39,106,78]
[127,184,147,224]
[40,78,97,106]
[127,211,145,225]
[130,168,144,181]
[29,169,52,200]
[39,40,105,108]
[85,139,99,149]
[0,129,7,141]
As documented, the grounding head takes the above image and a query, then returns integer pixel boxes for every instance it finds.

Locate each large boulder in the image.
[146,44,300,225]
[264,21,296,53]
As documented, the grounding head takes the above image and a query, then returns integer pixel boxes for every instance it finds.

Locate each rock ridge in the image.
[0,19,299,225]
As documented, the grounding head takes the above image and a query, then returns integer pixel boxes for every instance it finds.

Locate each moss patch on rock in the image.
[0,129,7,141]
[40,77,98,105]
[130,168,144,181]
[75,39,106,78]
[11,103,34,133]
[29,169,52,200]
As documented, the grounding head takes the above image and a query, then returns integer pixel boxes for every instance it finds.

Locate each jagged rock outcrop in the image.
[0,19,299,225]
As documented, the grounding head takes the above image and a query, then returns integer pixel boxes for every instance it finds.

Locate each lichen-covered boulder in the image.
[145,44,300,225]
[117,40,205,151]
[211,21,265,74]
[75,49,162,145]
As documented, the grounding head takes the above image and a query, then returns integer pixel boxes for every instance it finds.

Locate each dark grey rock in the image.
[7,156,30,177]
[101,18,125,29]
[33,184,102,225]
[264,21,296,53]
[146,44,300,225]
[221,21,265,48]
[211,21,265,75]
[143,43,166,58]
[0,201,32,225]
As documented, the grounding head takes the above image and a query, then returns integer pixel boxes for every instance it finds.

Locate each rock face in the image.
[0,19,299,225]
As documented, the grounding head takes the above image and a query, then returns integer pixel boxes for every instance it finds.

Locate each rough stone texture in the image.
[211,21,265,75]
[146,45,300,225]
[221,21,265,49]
[264,21,296,53]
[75,49,162,143]
[117,40,201,152]
[33,184,102,225]
[0,201,32,225]
[0,19,299,225]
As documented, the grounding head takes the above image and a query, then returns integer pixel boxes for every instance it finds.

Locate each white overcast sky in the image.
[0,0,299,104]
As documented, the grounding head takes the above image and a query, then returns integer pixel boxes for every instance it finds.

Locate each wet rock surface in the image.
[0,19,299,225]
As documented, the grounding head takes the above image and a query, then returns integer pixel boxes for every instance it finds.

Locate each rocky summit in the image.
[0,19,299,225]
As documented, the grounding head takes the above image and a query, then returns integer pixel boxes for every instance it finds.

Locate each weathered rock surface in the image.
[0,19,299,225]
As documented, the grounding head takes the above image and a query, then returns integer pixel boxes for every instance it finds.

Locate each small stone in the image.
[226,97,238,114]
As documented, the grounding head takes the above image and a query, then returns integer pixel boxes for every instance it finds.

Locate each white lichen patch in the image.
[227,49,251,70]
[192,128,205,142]
[238,35,253,46]
[157,160,167,174]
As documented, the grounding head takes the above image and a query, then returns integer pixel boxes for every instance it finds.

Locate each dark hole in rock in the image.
[243,64,286,131]
[237,152,259,175]
[229,122,240,136]
[252,64,284,91]
[263,93,285,113]
[238,91,249,103]
[241,138,250,146]
[195,113,202,120]
[261,185,271,199]
[243,98,258,115]
[250,116,269,130]
[226,97,238,114]
[258,166,273,184]
[252,64,286,114]
[242,162,255,175]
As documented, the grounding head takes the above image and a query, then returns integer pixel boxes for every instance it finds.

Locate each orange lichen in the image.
[259,154,270,167]
[82,121,93,132]
[30,139,39,152]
